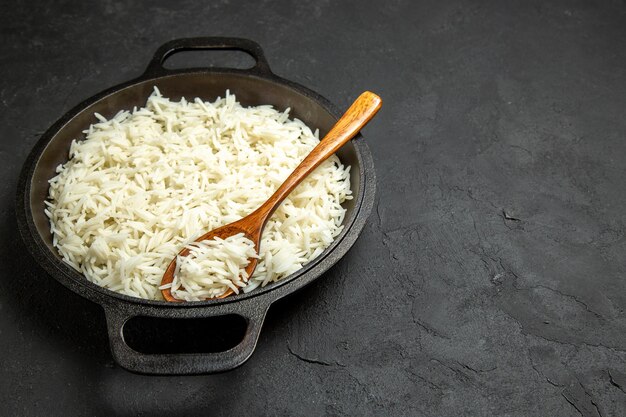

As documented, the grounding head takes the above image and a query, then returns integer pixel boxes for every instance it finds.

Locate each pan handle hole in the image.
[122,314,247,354]
[162,50,256,70]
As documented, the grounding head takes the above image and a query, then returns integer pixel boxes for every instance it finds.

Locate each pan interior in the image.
[28,72,362,299]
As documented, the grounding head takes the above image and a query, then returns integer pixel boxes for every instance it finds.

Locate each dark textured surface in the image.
[1,0,625,415]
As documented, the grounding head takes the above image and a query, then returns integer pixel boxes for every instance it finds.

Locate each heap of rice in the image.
[169,233,257,301]
[45,88,352,300]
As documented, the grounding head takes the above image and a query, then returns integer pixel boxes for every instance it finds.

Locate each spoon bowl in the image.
[161,91,382,301]
[161,214,263,301]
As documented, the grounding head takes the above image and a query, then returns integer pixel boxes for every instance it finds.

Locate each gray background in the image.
[1,0,626,416]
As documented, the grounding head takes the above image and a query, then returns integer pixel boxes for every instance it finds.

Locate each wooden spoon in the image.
[161,91,382,301]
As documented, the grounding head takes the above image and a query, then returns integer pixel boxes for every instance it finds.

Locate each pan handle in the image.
[102,299,270,375]
[143,37,273,77]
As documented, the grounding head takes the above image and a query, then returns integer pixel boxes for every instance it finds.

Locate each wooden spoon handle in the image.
[251,91,382,222]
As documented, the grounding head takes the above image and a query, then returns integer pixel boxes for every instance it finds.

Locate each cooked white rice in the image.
[166,233,257,301]
[45,88,351,300]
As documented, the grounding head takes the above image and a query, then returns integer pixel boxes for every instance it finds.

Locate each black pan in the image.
[16,37,376,375]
